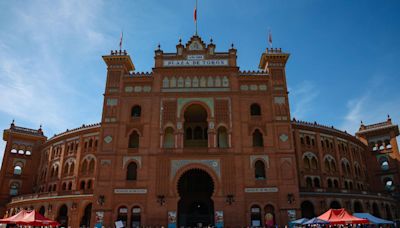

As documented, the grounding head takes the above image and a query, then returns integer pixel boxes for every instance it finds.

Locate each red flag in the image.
[119,32,123,50]
[268,30,272,47]
[194,6,197,22]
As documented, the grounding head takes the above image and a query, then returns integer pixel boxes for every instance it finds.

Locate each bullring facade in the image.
[0,35,399,227]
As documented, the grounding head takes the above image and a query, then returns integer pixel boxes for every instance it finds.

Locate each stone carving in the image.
[101,159,111,166]
[240,84,267,91]
[104,135,113,144]
[162,76,229,89]
[250,155,269,168]
[171,159,221,179]
[123,156,142,168]
[177,98,214,118]
[279,134,289,142]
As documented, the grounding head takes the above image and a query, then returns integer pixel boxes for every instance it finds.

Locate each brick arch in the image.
[250,127,266,135]
[81,154,96,163]
[179,100,213,121]
[126,128,142,137]
[172,164,220,198]
[162,122,177,132]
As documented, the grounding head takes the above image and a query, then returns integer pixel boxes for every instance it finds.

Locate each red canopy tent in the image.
[0,210,27,224]
[318,208,369,225]
[0,210,59,227]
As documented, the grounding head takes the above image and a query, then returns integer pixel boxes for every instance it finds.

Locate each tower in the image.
[0,121,46,217]
[356,116,400,219]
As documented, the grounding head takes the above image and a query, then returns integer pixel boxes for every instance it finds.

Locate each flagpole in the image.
[195,0,198,35]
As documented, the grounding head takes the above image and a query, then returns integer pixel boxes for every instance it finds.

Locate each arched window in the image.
[87,180,92,189]
[62,182,67,191]
[341,162,347,175]
[333,179,339,188]
[10,183,19,196]
[217,127,228,148]
[81,160,87,174]
[303,157,310,170]
[250,103,261,116]
[88,160,95,174]
[194,126,203,139]
[117,206,128,227]
[63,163,69,175]
[163,127,175,148]
[128,131,140,148]
[69,163,75,175]
[306,177,312,188]
[310,157,318,170]
[254,160,266,180]
[80,181,86,190]
[306,136,310,145]
[185,127,193,140]
[13,165,22,175]
[301,201,315,219]
[331,160,337,172]
[250,205,262,227]
[330,201,341,209]
[327,179,333,188]
[127,162,138,181]
[324,159,330,172]
[264,205,276,226]
[314,178,320,188]
[131,207,141,227]
[252,129,264,147]
[131,105,141,117]
[52,184,57,191]
[68,182,72,190]
[39,206,46,216]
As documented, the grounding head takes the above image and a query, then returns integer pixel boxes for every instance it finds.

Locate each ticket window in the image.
[117,207,128,227]
[250,206,262,227]
[131,207,141,228]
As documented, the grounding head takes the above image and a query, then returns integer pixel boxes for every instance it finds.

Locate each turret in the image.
[0,121,46,217]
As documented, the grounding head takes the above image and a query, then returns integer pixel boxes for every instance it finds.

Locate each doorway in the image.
[177,169,214,227]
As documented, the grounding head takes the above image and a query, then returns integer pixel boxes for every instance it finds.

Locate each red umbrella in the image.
[318,208,369,225]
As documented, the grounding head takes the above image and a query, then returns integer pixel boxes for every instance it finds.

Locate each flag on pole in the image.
[194,5,197,22]
[268,30,272,47]
[119,32,123,50]
[194,0,198,35]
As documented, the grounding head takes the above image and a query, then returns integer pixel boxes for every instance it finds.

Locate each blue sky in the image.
[0,0,399,164]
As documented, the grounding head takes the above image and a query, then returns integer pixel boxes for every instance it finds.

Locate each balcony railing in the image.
[11,190,93,203]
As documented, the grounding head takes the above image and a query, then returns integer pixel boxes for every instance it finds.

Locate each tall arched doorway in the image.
[57,204,68,227]
[178,169,214,227]
[80,203,92,227]
[184,104,208,147]
[354,201,363,213]
[330,201,341,209]
[301,201,315,218]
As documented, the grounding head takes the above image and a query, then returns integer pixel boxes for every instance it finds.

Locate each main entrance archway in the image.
[177,169,214,227]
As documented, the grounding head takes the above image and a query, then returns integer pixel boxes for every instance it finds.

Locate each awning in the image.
[353,213,394,225]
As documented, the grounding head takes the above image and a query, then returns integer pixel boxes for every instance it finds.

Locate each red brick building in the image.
[0,35,399,227]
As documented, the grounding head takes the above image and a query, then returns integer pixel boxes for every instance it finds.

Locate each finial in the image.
[157,43,161,50]
[10,119,15,128]
[361,120,363,125]
[231,43,234,48]
[210,38,213,44]
[387,114,390,119]
[39,124,42,129]
[179,38,182,44]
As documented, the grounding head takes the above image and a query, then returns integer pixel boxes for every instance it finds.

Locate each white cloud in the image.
[289,80,320,120]
[0,0,109,167]
[339,84,400,134]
